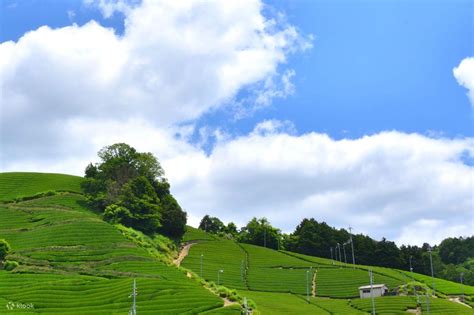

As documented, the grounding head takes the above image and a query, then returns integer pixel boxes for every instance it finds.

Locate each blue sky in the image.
[1,0,473,244]
[2,0,472,141]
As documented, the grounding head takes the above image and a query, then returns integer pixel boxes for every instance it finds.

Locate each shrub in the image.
[0,239,10,261]
[4,260,19,271]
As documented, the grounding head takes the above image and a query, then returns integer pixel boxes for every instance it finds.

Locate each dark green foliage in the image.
[199,215,225,233]
[239,217,280,250]
[285,218,349,258]
[0,239,10,261]
[81,143,186,237]
[439,236,474,265]
[158,194,187,238]
[225,222,238,236]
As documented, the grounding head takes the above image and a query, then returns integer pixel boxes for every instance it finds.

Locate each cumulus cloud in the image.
[167,129,473,246]
[453,57,474,106]
[0,0,310,162]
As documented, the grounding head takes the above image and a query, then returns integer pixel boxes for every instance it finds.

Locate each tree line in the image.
[198,215,474,285]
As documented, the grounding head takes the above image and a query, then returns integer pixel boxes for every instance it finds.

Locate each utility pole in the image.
[460,272,464,303]
[330,247,334,265]
[217,269,224,286]
[409,256,413,280]
[200,254,204,278]
[348,226,356,267]
[426,292,430,315]
[306,270,310,302]
[263,227,267,248]
[342,243,347,264]
[337,243,342,263]
[369,270,375,315]
[129,279,137,315]
[428,246,435,293]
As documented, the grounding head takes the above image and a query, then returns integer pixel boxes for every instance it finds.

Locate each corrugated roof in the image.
[358,284,387,290]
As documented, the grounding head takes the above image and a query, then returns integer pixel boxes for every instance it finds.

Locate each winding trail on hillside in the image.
[449,297,472,308]
[174,243,195,266]
[312,271,317,297]
[174,242,240,309]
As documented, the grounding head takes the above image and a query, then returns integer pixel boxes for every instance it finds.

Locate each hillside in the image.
[182,228,474,314]
[0,173,237,314]
[1,172,473,314]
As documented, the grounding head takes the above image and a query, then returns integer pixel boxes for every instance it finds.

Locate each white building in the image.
[358,284,388,298]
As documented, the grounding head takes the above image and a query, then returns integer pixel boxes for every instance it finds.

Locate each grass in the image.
[399,270,474,296]
[239,290,329,314]
[182,226,218,242]
[0,172,83,202]
[0,271,222,314]
[350,296,417,314]
[419,296,474,314]
[311,297,367,314]
[181,240,247,290]
[316,267,403,298]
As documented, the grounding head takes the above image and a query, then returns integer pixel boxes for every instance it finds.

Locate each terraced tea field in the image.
[350,296,418,314]
[182,228,474,314]
[0,172,82,202]
[0,173,230,314]
[181,239,247,289]
[2,172,473,314]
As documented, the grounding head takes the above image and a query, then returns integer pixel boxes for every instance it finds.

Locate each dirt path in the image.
[312,271,317,297]
[449,297,472,308]
[174,243,240,310]
[174,243,195,266]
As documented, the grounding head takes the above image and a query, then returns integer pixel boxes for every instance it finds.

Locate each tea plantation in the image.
[183,228,474,314]
[1,172,473,314]
[0,173,231,314]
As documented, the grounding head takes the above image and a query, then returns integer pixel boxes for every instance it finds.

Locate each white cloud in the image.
[453,57,474,106]
[84,0,139,18]
[396,219,473,247]
[166,129,473,246]
[0,0,310,162]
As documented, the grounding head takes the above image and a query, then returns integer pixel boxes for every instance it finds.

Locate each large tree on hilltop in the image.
[82,143,187,237]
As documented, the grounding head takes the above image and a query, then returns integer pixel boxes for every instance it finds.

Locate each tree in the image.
[158,194,187,238]
[239,217,281,250]
[225,222,238,236]
[439,237,474,265]
[374,238,403,269]
[0,239,10,261]
[199,215,225,233]
[82,143,187,237]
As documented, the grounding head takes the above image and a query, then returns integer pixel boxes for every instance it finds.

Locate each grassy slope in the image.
[0,172,226,314]
[0,172,83,202]
[183,230,474,314]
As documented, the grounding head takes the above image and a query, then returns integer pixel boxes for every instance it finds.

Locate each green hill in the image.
[0,172,235,314]
[182,229,474,314]
[1,172,472,314]
[0,172,83,202]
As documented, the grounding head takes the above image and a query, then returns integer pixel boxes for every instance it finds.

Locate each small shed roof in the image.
[358,284,387,290]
